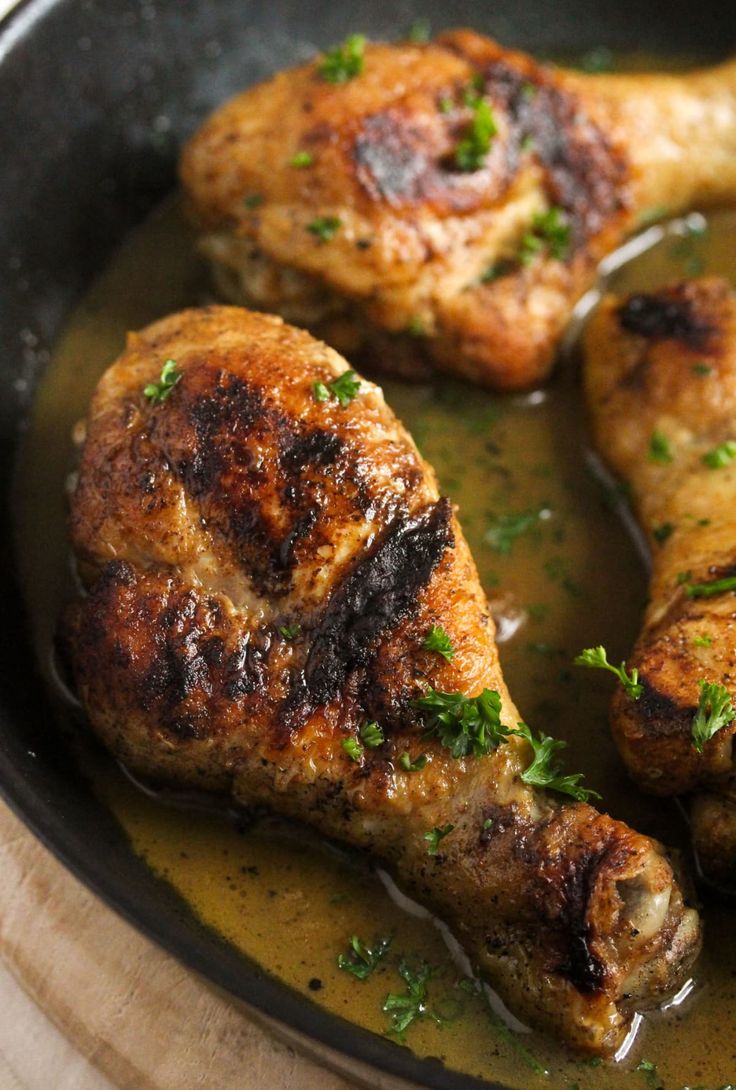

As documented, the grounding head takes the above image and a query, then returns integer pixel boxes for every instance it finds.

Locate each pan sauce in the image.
[14,194,736,1087]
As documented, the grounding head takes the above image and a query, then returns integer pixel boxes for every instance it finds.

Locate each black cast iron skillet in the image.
[1,2,734,1086]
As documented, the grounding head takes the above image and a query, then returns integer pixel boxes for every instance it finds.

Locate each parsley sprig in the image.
[484,506,548,555]
[360,721,385,748]
[383,960,438,1037]
[307,215,342,243]
[512,723,600,802]
[703,440,736,469]
[422,624,455,662]
[318,33,366,83]
[400,752,427,772]
[648,430,673,464]
[574,645,643,700]
[520,207,571,264]
[424,823,455,855]
[289,150,314,168]
[313,369,361,407]
[692,679,735,753]
[143,359,182,403]
[454,93,497,171]
[342,736,363,762]
[413,687,509,758]
[337,934,391,980]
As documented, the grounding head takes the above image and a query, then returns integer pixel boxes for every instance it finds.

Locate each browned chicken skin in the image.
[61,305,700,1055]
[584,278,736,887]
[180,30,736,390]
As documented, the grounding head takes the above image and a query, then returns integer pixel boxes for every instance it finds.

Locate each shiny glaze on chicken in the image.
[180,30,736,390]
[584,278,736,886]
[61,305,700,1055]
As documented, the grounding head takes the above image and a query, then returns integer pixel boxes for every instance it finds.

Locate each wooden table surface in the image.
[0,799,425,1090]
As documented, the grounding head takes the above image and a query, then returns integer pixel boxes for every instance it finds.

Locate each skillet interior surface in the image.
[1,2,735,1088]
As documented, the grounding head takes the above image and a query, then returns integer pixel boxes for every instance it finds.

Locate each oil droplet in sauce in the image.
[13,195,736,1088]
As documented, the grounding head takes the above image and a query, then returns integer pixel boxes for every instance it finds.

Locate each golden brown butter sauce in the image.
[14,194,736,1087]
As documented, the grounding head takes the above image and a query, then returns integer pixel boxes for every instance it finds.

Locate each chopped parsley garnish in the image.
[648,430,673,464]
[279,623,302,640]
[574,645,643,700]
[143,359,182,403]
[407,17,431,42]
[360,721,385,748]
[307,215,342,243]
[653,522,675,544]
[424,823,455,855]
[312,369,361,406]
[484,506,548,555]
[383,959,437,1037]
[317,33,366,83]
[337,934,391,980]
[454,94,497,171]
[413,687,509,759]
[438,95,453,113]
[520,207,571,264]
[693,634,713,647]
[341,736,363,762]
[692,679,735,753]
[289,150,314,168]
[243,192,264,209]
[692,361,713,376]
[702,440,736,468]
[512,723,600,802]
[685,575,736,598]
[422,624,455,662]
[480,259,515,283]
[400,752,427,772]
[635,1060,659,1090]
[482,817,494,830]
[406,315,427,337]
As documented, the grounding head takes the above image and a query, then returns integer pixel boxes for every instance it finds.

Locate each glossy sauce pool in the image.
[14,196,736,1088]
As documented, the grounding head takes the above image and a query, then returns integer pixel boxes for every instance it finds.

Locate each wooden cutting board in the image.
[0,800,421,1090]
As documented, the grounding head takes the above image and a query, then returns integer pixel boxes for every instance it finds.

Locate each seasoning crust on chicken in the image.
[180,29,736,390]
[584,279,736,885]
[62,305,700,1056]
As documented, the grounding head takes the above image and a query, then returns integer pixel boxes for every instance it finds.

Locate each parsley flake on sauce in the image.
[317,33,366,83]
[484,505,550,555]
[312,369,361,407]
[692,680,735,753]
[143,359,181,403]
[383,959,438,1037]
[337,934,391,980]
